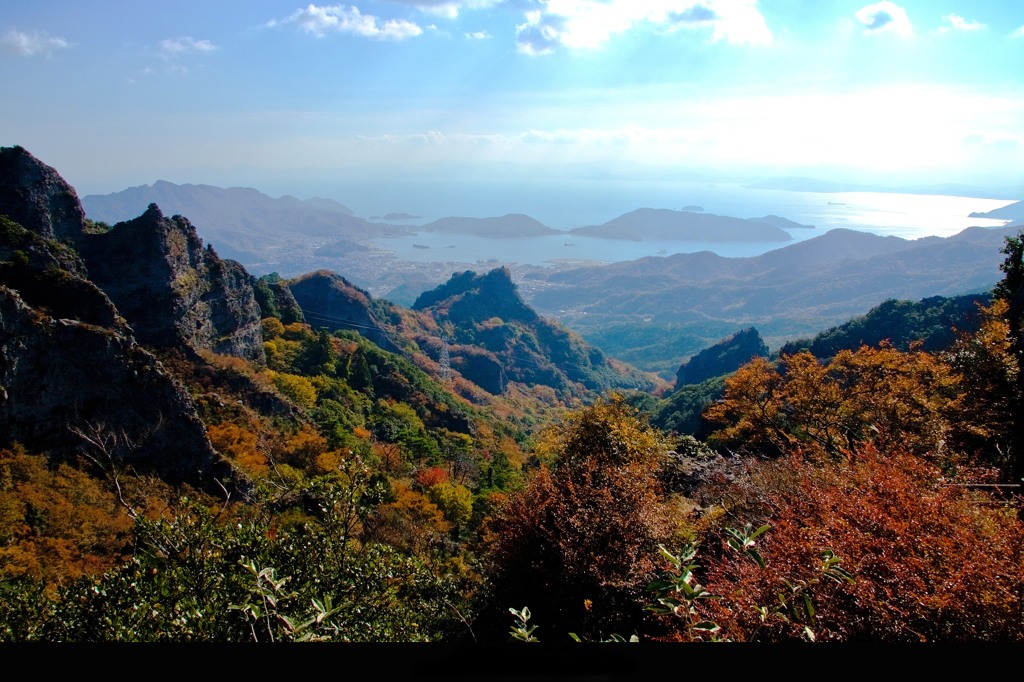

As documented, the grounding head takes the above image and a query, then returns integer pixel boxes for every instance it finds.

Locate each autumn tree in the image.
[991,231,1024,482]
[944,297,1020,476]
[706,345,959,463]
[479,395,676,641]
[687,446,1024,642]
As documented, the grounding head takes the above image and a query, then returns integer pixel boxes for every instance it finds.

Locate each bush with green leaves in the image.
[0,468,476,642]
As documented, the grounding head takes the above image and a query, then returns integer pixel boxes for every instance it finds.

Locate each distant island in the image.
[418,214,560,238]
[372,212,421,220]
[567,208,798,242]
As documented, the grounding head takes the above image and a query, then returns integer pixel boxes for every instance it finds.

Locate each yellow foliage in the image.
[706,345,961,461]
[0,447,133,585]
[272,372,318,410]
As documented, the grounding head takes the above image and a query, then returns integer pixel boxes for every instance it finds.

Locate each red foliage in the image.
[414,466,449,490]
[690,447,1024,642]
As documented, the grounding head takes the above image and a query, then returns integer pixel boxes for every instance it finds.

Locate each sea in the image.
[360,180,1018,266]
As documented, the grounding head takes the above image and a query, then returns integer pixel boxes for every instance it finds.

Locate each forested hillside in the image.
[2,146,1023,644]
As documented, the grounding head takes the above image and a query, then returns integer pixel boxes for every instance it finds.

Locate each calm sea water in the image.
[365,181,1017,266]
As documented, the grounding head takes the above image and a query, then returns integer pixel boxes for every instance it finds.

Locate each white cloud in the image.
[515,0,771,55]
[465,30,491,40]
[940,14,984,32]
[0,29,70,57]
[855,1,912,37]
[159,36,217,56]
[385,0,500,19]
[279,4,424,40]
[1013,25,1024,38]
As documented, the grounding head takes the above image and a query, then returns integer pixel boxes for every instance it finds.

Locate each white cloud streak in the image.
[0,29,70,57]
[515,0,772,56]
[940,14,984,32]
[855,1,912,37]
[278,4,424,40]
[385,0,500,19]
[160,36,217,56]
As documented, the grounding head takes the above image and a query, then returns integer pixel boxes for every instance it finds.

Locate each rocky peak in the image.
[675,327,769,388]
[78,204,266,364]
[412,266,538,326]
[0,145,86,243]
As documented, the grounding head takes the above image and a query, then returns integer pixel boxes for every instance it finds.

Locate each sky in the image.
[2,0,1023,219]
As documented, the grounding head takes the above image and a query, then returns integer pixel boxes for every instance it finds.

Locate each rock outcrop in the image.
[0,285,233,486]
[0,146,246,491]
[78,203,265,364]
[0,145,86,243]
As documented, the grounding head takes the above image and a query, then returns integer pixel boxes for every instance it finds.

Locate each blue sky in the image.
[2,1,1023,216]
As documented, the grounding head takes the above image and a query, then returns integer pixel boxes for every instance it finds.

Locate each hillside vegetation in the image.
[2,145,1023,644]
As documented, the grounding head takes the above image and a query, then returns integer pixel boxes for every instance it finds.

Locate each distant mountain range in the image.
[521,225,1020,377]
[970,200,1024,225]
[79,179,1023,380]
[81,180,409,267]
[79,181,824,292]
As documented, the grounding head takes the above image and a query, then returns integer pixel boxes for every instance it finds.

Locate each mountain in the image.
[286,265,659,399]
[523,225,1018,377]
[287,270,405,356]
[0,146,239,489]
[675,327,769,388]
[414,267,658,396]
[81,180,407,270]
[777,293,991,359]
[567,207,797,242]
[417,214,560,238]
[970,200,1024,226]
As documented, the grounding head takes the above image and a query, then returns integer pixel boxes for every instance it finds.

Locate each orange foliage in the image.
[362,480,451,555]
[276,425,330,471]
[706,345,960,462]
[207,421,268,476]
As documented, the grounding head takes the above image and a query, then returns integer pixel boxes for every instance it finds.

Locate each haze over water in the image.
[367,182,1018,267]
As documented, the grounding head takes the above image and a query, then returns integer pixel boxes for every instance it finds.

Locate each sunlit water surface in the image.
[367,183,1016,266]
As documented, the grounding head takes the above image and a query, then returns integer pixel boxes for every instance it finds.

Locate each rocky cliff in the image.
[0,145,86,243]
[0,146,246,490]
[78,203,265,364]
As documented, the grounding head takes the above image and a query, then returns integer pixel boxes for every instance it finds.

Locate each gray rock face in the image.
[0,286,232,486]
[0,146,87,243]
[79,203,266,364]
[0,147,248,491]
